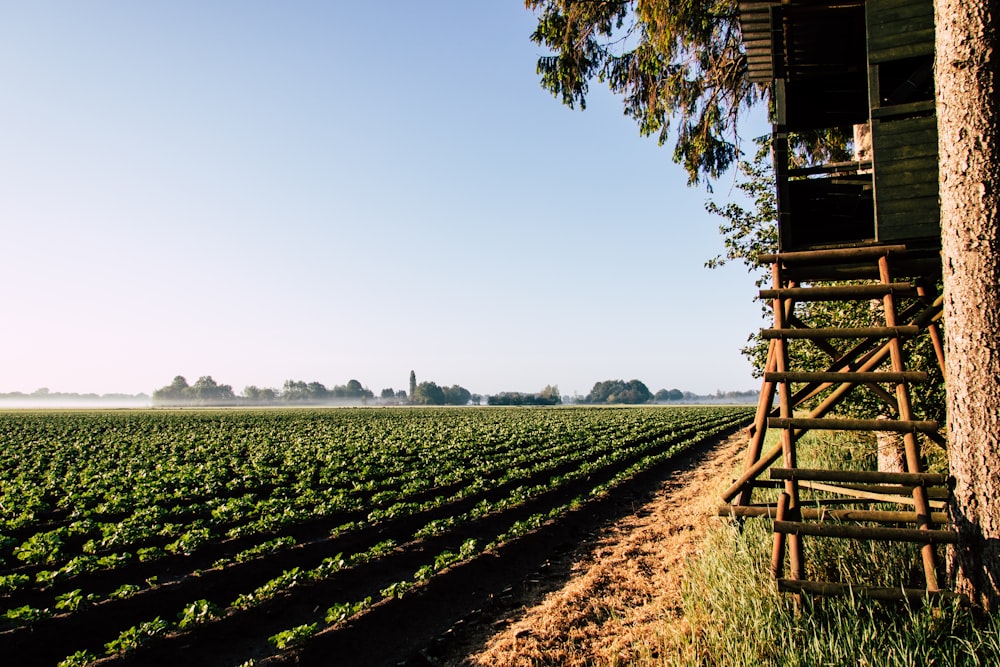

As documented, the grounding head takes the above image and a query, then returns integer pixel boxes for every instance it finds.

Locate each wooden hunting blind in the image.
[740,0,939,258]
[723,0,958,603]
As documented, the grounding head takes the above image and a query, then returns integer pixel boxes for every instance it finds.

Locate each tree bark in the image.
[935,0,1000,611]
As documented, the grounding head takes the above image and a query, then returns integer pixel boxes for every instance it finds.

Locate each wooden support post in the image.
[916,282,947,377]
[737,338,778,507]
[771,492,790,579]
[879,255,940,591]
[771,261,803,582]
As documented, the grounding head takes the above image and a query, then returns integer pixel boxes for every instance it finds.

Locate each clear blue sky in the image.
[2,2,768,398]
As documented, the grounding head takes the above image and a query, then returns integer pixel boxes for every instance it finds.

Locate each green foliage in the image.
[581,379,653,404]
[109,583,141,600]
[325,597,372,624]
[487,385,562,406]
[704,135,778,285]
[525,0,762,184]
[55,589,86,612]
[379,580,413,599]
[152,375,235,406]
[14,529,65,565]
[177,599,222,629]
[4,604,50,623]
[57,650,97,667]
[0,405,752,655]
[0,573,30,594]
[165,527,212,556]
[268,622,318,650]
[104,617,170,655]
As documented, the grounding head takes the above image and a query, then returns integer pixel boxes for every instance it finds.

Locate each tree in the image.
[654,388,685,402]
[538,385,562,405]
[243,385,277,402]
[525,0,761,184]
[411,381,445,405]
[281,380,310,402]
[332,380,373,401]
[190,376,234,403]
[935,0,1000,611]
[582,379,652,404]
[307,382,331,401]
[152,375,190,404]
[442,384,472,406]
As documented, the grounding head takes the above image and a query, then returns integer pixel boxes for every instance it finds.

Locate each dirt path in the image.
[442,430,746,666]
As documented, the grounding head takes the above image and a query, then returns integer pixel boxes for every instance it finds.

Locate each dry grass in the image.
[456,431,747,667]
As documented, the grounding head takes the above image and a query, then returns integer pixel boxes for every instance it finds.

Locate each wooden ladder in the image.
[720,244,960,602]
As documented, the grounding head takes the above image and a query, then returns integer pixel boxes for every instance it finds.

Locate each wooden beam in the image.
[796,480,947,509]
[761,325,920,339]
[772,520,958,543]
[765,370,927,383]
[719,504,949,524]
[769,467,948,486]
[768,417,938,433]
[757,245,909,265]
[760,283,917,300]
[777,579,964,602]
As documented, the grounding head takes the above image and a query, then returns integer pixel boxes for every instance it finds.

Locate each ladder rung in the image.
[764,371,928,383]
[720,504,949,524]
[759,283,917,301]
[758,245,909,265]
[769,467,949,487]
[768,417,939,433]
[760,326,920,339]
[777,579,963,602]
[773,520,958,544]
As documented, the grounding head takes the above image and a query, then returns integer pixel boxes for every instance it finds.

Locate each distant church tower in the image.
[409,370,416,400]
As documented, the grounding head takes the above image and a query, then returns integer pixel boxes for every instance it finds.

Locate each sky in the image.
[2,2,770,399]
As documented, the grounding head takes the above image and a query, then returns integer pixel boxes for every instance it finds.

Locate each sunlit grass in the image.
[657,431,1000,667]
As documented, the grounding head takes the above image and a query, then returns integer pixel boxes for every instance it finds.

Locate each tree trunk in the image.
[935,0,1000,611]
[875,425,906,474]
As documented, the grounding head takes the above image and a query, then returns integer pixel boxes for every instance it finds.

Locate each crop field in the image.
[0,406,752,666]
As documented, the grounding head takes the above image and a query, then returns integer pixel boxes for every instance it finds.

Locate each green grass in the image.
[667,431,1000,667]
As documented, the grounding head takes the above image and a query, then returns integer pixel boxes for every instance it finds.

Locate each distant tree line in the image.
[149,374,757,407]
[151,373,479,407]
[486,385,561,406]
[152,376,378,406]
[0,388,149,404]
[572,381,759,405]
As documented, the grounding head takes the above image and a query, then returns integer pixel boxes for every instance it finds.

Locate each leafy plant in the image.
[268,622,317,650]
[57,649,97,667]
[177,599,222,629]
[0,573,30,594]
[4,604,50,623]
[380,580,413,599]
[104,617,170,654]
[325,597,372,624]
[109,583,141,600]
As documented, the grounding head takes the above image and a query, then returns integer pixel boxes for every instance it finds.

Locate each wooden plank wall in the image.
[873,115,939,242]
[867,0,934,63]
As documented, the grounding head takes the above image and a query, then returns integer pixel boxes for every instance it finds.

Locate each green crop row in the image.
[0,405,752,664]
